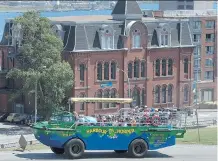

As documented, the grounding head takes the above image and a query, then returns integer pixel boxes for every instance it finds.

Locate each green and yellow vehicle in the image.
[32,97,186,159]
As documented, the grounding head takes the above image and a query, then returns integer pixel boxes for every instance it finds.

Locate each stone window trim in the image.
[131,28,142,49]
[159,26,171,47]
[96,61,103,81]
[154,58,174,77]
[79,63,86,82]
[98,25,115,50]
[153,84,174,104]
[110,60,117,80]
[96,60,119,82]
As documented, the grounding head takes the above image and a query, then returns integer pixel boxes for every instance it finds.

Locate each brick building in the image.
[0,0,194,115]
[153,10,217,104]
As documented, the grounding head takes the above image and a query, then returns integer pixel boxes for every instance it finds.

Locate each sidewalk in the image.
[0,134,35,144]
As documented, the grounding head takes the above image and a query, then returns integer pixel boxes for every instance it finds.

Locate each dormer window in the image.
[52,24,65,40]
[160,28,170,46]
[11,23,23,47]
[132,29,141,48]
[99,25,114,50]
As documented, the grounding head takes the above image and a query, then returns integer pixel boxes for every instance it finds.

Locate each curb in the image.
[0,139,40,149]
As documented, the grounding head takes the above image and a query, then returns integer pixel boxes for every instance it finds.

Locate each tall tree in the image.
[6,11,74,118]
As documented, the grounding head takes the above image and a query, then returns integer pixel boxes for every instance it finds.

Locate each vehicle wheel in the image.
[64,139,85,159]
[50,147,64,154]
[114,150,127,153]
[128,139,148,158]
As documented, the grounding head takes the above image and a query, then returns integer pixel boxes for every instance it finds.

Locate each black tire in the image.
[128,139,148,158]
[50,147,64,154]
[114,150,127,153]
[64,139,85,159]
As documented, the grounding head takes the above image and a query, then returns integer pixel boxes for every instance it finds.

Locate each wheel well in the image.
[129,138,149,150]
[63,137,86,149]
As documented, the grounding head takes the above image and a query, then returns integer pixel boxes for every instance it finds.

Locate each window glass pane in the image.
[155,60,160,76]
[168,59,173,75]
[162,86,166,103]
[111,62,116,79]
[184,58,188,74]
[97,63,102,80]
[80,64,85,81]
[162,59,166,76]
[134,61,139,78]
[104,62,109,80]
[101,37,105,49]
[128,63,132,78]
[141,61,145,77]
[141,89,145,105]
[165,35,168,45]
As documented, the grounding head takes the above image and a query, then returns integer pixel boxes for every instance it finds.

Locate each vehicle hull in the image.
[33,125,184,151]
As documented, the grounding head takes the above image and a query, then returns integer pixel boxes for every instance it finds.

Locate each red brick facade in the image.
[63,22,194,115]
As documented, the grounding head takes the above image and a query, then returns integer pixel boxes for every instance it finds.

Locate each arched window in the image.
[104,62,109,80]
[80,93,85,111]
[168,84,173,102]
[168,59,173,75]
[132,29,141,48]
[97,62,102,80]
[134,60,139,78]
[132,88,140,106]
[162,85,167,103]
[162,59,167,76]
[141,61,145,77]
[161,28,169,46]
[79,64,85,81]
[184,58,188,74]
[141,88,145,106]
[103,90,110,108]
[111,61,116,79]
[96,90,103,109]
[184,85,189,102]
[110,89,116,107]
[128,63,132,78]
[154,86,160,103]
[155,59,160,76]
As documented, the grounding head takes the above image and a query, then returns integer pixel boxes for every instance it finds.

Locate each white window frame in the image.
[194,71,201,81]
[194,46,201,56]
[206,46,214,55]
[100,27,114,50]
[193,21,201,30]
[132,29,141,49]
[193,34,201,43]
[206,20,215,29]
[205,59,213,67]
[160,28,170,46]
[206,34,215,42]
[204,71,214,80]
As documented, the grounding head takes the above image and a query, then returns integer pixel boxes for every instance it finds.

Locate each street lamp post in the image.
[195,57,201,142]
[117,68,131,98]
[34,66,46,124]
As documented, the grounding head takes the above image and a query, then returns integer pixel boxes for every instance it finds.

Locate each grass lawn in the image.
[177,127,217,145]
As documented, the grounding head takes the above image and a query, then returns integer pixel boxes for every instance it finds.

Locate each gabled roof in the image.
[111,0,142,20]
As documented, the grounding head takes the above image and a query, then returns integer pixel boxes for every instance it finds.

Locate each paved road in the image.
[0,145,217,161]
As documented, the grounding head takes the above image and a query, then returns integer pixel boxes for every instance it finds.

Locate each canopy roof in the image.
[69,97,133,103]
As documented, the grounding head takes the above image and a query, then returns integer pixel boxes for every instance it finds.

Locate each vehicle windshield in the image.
[50,115,75,123]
